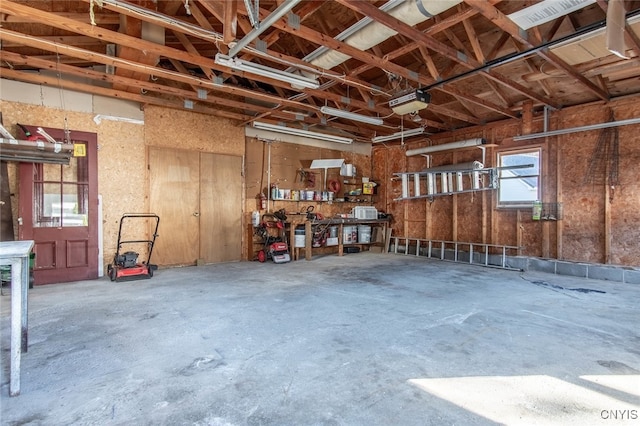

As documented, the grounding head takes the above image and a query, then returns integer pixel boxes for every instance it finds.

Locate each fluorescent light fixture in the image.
[372,127,425,143]
[508,0,596,30]
[405,138,487,156]
[93,114,144,125]
[252,121,353,144]
[215,53,320,89]
[320,106,383,125]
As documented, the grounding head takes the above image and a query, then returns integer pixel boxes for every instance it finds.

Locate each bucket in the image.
[343,226,357,244]
[294,226,305,248]
[357,225,371,243]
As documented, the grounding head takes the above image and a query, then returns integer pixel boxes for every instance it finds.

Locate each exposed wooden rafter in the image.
[1,0,638,141]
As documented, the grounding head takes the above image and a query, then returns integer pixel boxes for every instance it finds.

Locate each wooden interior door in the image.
[149,148,199,266]
[149,148,242,266]
[18,128,98,285]
[200,153,242,263]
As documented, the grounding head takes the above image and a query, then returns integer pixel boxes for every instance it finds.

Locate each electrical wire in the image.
[94,0,223,42]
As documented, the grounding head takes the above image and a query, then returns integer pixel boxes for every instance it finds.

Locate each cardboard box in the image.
[326,237,339,246]
[363,182,376,195]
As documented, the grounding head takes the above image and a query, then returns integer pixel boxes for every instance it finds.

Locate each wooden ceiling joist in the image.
[1,0,639,141]
[462,0,610,101]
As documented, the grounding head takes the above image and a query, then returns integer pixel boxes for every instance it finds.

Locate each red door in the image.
[18,127,98,285]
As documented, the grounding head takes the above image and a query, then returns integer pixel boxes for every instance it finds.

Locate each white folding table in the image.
[0,240,34,396]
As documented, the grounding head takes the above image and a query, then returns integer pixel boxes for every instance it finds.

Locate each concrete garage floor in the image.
[1,253,639,425]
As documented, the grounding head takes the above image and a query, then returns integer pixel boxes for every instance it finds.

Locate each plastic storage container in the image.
[357,225,371,243]
[294,226,305,248]
[343,226,357,244]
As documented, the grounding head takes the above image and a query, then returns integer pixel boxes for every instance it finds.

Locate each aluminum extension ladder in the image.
[389,236,521,270]
[395,167,498,200]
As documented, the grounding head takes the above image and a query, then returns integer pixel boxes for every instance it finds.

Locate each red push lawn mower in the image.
[108,213,160,282]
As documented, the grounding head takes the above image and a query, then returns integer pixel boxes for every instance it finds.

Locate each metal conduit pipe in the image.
[421,161,485,173]
[405,138,487,156]
[420,8,640,94]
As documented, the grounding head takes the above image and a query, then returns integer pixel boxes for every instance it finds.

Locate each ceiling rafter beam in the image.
[479,71,559,108]
[428,104,482,125]
[1,67,251,122]
[209,0,325,124]
[486,32,510,60]
[228,0,302,57]
[1,50,264,115]
[0,27,316,115]
[172,30,215,80]
[463,24,512,107]
[440,85,517,118]
[77,0,221,44]
[518,29,554,97]
[198,0,253,35]
[0,11,120,24]
[417,46,440,80]
[223,0,238,45]
[248,4,430,86]
[235,2,479,126]
[333,0,476,70]
[0,35,105,48]
[85,0,394,115]
[2,50,368,137]
[462,0,609,101]
[333,0,539,117]
[462,17,485,63]
[0,0,387,112]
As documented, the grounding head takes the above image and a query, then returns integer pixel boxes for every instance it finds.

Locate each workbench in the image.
[302,218,390,260]
[0,240,34,396]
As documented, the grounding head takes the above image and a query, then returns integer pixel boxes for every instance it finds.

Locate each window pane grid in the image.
[32,150,89,228]
[497,149,541,207]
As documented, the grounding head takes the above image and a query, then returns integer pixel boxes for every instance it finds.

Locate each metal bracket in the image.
[244,0,260,28]
[477,146,486,164]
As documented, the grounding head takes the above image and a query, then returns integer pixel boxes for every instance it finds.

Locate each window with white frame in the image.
[497,148,541,207]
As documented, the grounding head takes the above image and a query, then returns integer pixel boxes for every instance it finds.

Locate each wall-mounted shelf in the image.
[270,199,373,204]
[532,202,563,221]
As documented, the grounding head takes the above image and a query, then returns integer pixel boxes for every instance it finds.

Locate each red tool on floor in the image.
[255,209,290,263]
[108,213,160,282]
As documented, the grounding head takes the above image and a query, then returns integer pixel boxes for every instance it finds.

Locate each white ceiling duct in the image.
[507,0,596,30]
[308,0,462,72]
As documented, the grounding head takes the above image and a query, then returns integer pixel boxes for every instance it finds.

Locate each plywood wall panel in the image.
[244,137,372,259]
[493,210,518,247]
[558,112,607,263]
[429,197,453,241]
[94,118,147,263]
[456,193,483,242]
[406,220,425,238]
[0,101,147,270]
[385,147,407,236]
[144,105,244,155]
[606,123,640,265]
